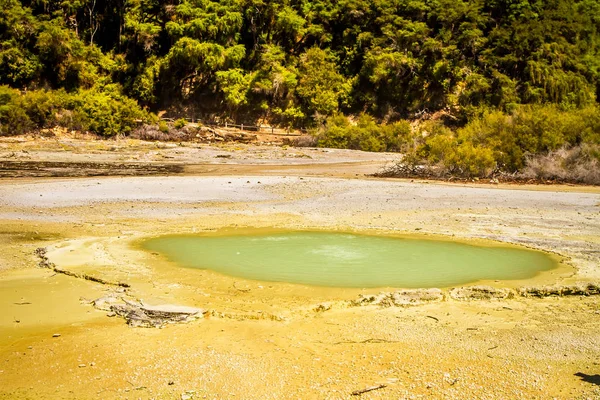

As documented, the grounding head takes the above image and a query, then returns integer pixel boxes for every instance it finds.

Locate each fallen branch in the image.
[351,384,387,396]
[426,315,439,322]
[335,338,399,345]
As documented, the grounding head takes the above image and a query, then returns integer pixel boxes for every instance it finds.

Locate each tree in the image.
[0,0,598,128]
[216,68,251,117]
[161,37,245,100]
[296,47,350,119]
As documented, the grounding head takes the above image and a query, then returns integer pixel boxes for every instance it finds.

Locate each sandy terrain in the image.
[0,135,599,399]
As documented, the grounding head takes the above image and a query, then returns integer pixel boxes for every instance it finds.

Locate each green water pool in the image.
[142,231,558,288]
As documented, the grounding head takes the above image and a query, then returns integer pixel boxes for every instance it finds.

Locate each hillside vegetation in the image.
[1,0,599,182]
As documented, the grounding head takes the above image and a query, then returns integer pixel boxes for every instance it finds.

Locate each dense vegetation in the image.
[1,0,599,181]
[374,104,600,183]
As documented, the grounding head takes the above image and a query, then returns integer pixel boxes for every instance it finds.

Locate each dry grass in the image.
[283,135,318,147]
[376,161,438,178]
[130,124,193,141]
[377,145,600,185]
[520,145,600,185]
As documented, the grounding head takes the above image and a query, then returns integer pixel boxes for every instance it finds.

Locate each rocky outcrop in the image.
[92,295,204,328]
[111,303,204,328]
[518,283,600,297]
[349,282,600,309]
[351,289,445,307]
[449,286,513,301]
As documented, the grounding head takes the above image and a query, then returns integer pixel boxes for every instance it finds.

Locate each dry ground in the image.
[0,134,599,399]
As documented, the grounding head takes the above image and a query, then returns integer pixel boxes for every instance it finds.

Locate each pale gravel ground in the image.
[0,176,278,207]
[1,140,600,399]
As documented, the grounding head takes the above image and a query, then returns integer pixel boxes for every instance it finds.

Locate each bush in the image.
[349,114,386,152]
[0,85,152,137]
[381,120,412,152]
[387,104,600,180]
[0,103,32,136]
[0,86,31,135]
[158,121,169,133]
[450,142,497,177]
[317,114,412,152]
[316,114,351,149]
[457,105,600,171]
[74,90,149,136]
[409,128,496,177]
[18,89,67,128]
[174,118,187,129]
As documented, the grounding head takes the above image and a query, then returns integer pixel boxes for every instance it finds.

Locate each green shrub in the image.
[0,86,32,135]
[381,120,412,152]
[158,121,169,133]
[316,114,351,149]
[73,90,148,136]
[572,106,600,145]
[317,114,412,152]
[0,104,32,136]
[350,114,385,152]
[457,104,600,171]
[400,104,600,178]
[449,142,497,177]
[420,133,456,164]
[174,118,187,129]
[411,128,496,177]
[18,89,67,128]
[0,85,150,137]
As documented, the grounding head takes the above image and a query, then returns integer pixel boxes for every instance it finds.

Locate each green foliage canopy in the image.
[1,0,597,122]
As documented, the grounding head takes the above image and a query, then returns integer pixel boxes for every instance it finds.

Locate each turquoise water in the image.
[142,231,557,288]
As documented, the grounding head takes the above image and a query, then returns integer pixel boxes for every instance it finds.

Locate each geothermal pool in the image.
[142,231,557,288]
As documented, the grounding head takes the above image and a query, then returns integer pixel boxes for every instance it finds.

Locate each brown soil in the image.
[0,134,599,399]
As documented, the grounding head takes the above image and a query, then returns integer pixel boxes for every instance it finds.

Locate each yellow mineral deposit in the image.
[0,138,599,399]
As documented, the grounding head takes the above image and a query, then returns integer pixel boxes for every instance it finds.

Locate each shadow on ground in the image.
[575,372,600,386]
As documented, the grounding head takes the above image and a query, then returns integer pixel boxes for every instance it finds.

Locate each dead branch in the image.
[334,338,399,345]
[351,384,387,396]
